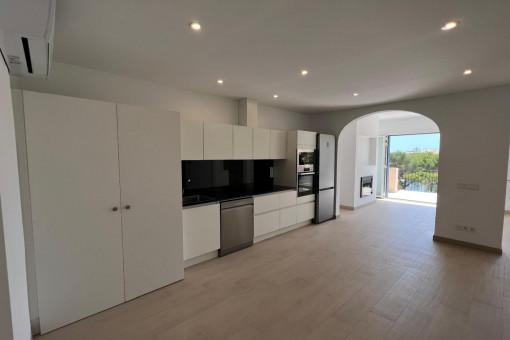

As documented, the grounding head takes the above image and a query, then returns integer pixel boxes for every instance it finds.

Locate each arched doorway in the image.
[336,110,440,215]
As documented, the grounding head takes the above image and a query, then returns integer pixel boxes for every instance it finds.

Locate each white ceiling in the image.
[52,0,510,113]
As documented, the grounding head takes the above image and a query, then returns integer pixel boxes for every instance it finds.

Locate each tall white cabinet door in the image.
[233,126,253,159]
[253,128,271,159]
[117,104,184,301]
[270,130,287,159]
[181,119,204,160]
[23,92,124,334]
[204,122,233,159]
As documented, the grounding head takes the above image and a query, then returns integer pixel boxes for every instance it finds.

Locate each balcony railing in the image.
[399,170,438,193]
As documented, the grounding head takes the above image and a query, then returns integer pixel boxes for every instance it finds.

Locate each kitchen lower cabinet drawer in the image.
[254,210,279,237]
[280,206,297,228]
[254,193,280,214]
[297,195,315,205]
[297,202,315,223]
[280,191,297,208]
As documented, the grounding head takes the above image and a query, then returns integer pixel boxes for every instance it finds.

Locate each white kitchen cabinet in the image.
[297,130,317,147]
[117,104,183,301]
[254,210,280,237]
[297,202,315,223]
[280,191,297,208]
[280,206,297,228]
[254,193,280,214]
[233,125,253,159]
[183,204,220,260]
[204,122,233,160]
[253,128,271,159]
[24,92,125,333]
[181,119,204,160]
[270,130,287,159]
[297,195,315,204]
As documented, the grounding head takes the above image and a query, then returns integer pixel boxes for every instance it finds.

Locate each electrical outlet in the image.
[457,183,480,190]
[455,225,476,233]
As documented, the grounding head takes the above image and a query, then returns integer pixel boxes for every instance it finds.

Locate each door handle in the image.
[112,207,119,212]
[124,205,131,210]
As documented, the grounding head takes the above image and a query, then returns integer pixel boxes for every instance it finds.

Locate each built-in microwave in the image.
[297,149,315,173]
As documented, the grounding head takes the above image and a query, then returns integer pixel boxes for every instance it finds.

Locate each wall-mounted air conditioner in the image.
[0,0,55,78]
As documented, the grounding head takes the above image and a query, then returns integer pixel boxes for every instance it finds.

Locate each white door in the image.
[117,104,184,301]
[23,92,125,334]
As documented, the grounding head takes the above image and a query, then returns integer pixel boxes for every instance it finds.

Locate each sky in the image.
[389,133,440,152]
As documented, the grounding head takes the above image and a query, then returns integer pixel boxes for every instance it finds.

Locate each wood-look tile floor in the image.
[37,200,510,340]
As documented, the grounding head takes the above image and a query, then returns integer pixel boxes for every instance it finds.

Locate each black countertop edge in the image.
[182,185,296,208]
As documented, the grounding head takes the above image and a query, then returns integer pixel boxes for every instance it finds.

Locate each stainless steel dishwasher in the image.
[219,197,254,256]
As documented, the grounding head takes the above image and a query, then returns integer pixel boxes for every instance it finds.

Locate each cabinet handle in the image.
[125,205,131,210]
[112,207,119,212]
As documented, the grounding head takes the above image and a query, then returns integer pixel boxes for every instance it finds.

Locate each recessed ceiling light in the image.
[441,21,458,31]
[463,69,472,75]
[217,79,224,84]
[273,94,278,99]
[300,69,309,76]
[189,22,201,31]
[353,93,359,97]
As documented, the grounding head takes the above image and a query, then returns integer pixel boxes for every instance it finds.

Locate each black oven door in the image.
[298,172,315,197]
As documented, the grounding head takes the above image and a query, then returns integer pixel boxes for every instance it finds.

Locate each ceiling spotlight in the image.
[441,21,458,31]
[353,93,359,97]
[217,79,224,84]
[463,69,472,75]
[273,94,278,98]
[300,69,309,76]
[189,22,201,31]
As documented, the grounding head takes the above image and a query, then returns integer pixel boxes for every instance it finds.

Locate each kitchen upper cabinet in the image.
[183,204,220,260]
[117,104,183,301]
[24,92,125,333]
[204,122,233,160]
[233,125,253,159]
[253,128,271,159]
[181,120,204,160]
[270,130,287,159]
[297,130,317,148]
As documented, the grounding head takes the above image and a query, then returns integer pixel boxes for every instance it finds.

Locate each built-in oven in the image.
[297,149,315,173]
[297,172,315,197]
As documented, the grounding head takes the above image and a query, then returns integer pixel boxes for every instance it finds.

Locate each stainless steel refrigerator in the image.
[314,134,336,223]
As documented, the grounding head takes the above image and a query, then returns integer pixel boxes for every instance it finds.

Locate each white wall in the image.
[310,85,510,250]
[257,104,312,131]
[379,115,439,136]
[11,62,313,132]
[338,122,356,207]
[11,62,239,124]
[0,47,31,339]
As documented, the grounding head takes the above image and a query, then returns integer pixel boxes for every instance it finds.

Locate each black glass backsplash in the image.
[182,160,274,192]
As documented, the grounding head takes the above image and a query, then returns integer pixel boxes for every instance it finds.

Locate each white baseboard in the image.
[184,250,218,268]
